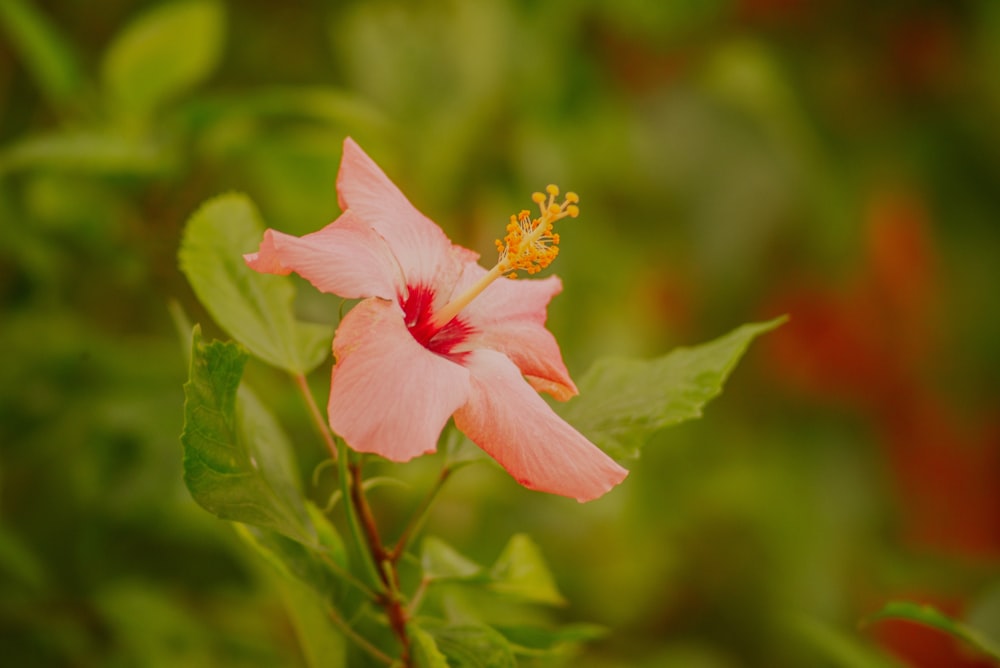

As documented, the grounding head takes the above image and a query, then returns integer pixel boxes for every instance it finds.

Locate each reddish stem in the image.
[350,462,411,666]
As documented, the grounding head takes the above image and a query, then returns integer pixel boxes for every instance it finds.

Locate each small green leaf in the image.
[411,625,449,668]
[181,328,313,543]
[864,601,1000,661]
[489,534,565,606]
[179,193,331,374]
[0,0,83,106]
[415,619,516,668]
[421,537,484,582]
[101,0,224,119]
[559,317,786,459]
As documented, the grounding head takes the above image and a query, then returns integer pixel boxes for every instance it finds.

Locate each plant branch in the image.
[293,373,337,459]
[350,461,412,666]
[337,441,385,593]
[389,466,452,563]
[321,599,396,666]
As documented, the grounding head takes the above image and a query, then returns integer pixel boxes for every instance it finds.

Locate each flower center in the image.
[430,185,578,328]
[403,284,474,359]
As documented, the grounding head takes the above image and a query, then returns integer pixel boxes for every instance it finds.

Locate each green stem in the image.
[338,442,385,592]
[293,373,337,459]
[316,551,377,602]
[389,466,452,563]
[321,598,396,666]
[350,463,412,665]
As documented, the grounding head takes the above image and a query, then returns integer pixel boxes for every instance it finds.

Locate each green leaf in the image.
[489,534,565,606]
[411,625,449,668]
[0,131,174,176]
[178,193,331,374]
[181,328,313,543]
[421,537,484,582]
[496,623,607,655]
[101,0,224,119]
[784,614,902,668]
[864,601,1000,662]
[277,572,348,668]
[189,86,392,130]
[415,619,516,668]
[234,524,340,604]
[305,501,348,571]
[967,582,1000,649]
[559,317,786,459]
[0,0,82,106]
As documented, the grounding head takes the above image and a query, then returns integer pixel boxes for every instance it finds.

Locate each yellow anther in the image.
[493,185,578,279]
[430,185,579,328]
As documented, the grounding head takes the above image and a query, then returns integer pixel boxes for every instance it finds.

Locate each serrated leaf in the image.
[559,317,786,459]
[415,619,516,668]
[179,193,331,374]
[489,535,564,606]
[101,0,224,119]
[411,625,449,668]
[864,601,1000,661]
[181,328,312,543]
[421,537,484,582]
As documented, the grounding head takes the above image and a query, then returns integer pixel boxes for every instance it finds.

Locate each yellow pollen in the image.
[494,187,578,280]
[429,186,579,328]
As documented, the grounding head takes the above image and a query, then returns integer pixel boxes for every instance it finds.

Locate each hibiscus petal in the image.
[454,266,578,400]
[453,349,628,502]
[337,137,469,293]
[244,210,403,300]
[328,298,471,461]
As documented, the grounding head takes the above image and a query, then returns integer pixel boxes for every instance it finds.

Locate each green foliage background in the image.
[2,1,999,665]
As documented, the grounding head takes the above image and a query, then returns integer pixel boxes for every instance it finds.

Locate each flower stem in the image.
[293,373,338,459]
[338,442,384,592]
[320,596,396,666]
[389,466,452,563]
[350,462,412,665]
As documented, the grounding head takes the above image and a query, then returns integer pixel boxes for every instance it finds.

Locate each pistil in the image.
[430,185,578,328]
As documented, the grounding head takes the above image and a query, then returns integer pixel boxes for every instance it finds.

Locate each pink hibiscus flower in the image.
[245,137,627,502]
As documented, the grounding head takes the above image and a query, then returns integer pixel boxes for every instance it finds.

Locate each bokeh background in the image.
[2,1,999,666]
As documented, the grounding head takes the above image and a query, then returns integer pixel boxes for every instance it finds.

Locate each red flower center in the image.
[402,284,474,361]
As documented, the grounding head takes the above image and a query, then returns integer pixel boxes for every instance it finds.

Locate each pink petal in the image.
[453,266,578,400]
[244,210,403,300]
[328,297,471,461]
[453,349,628,502]
[337,137,469,292]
